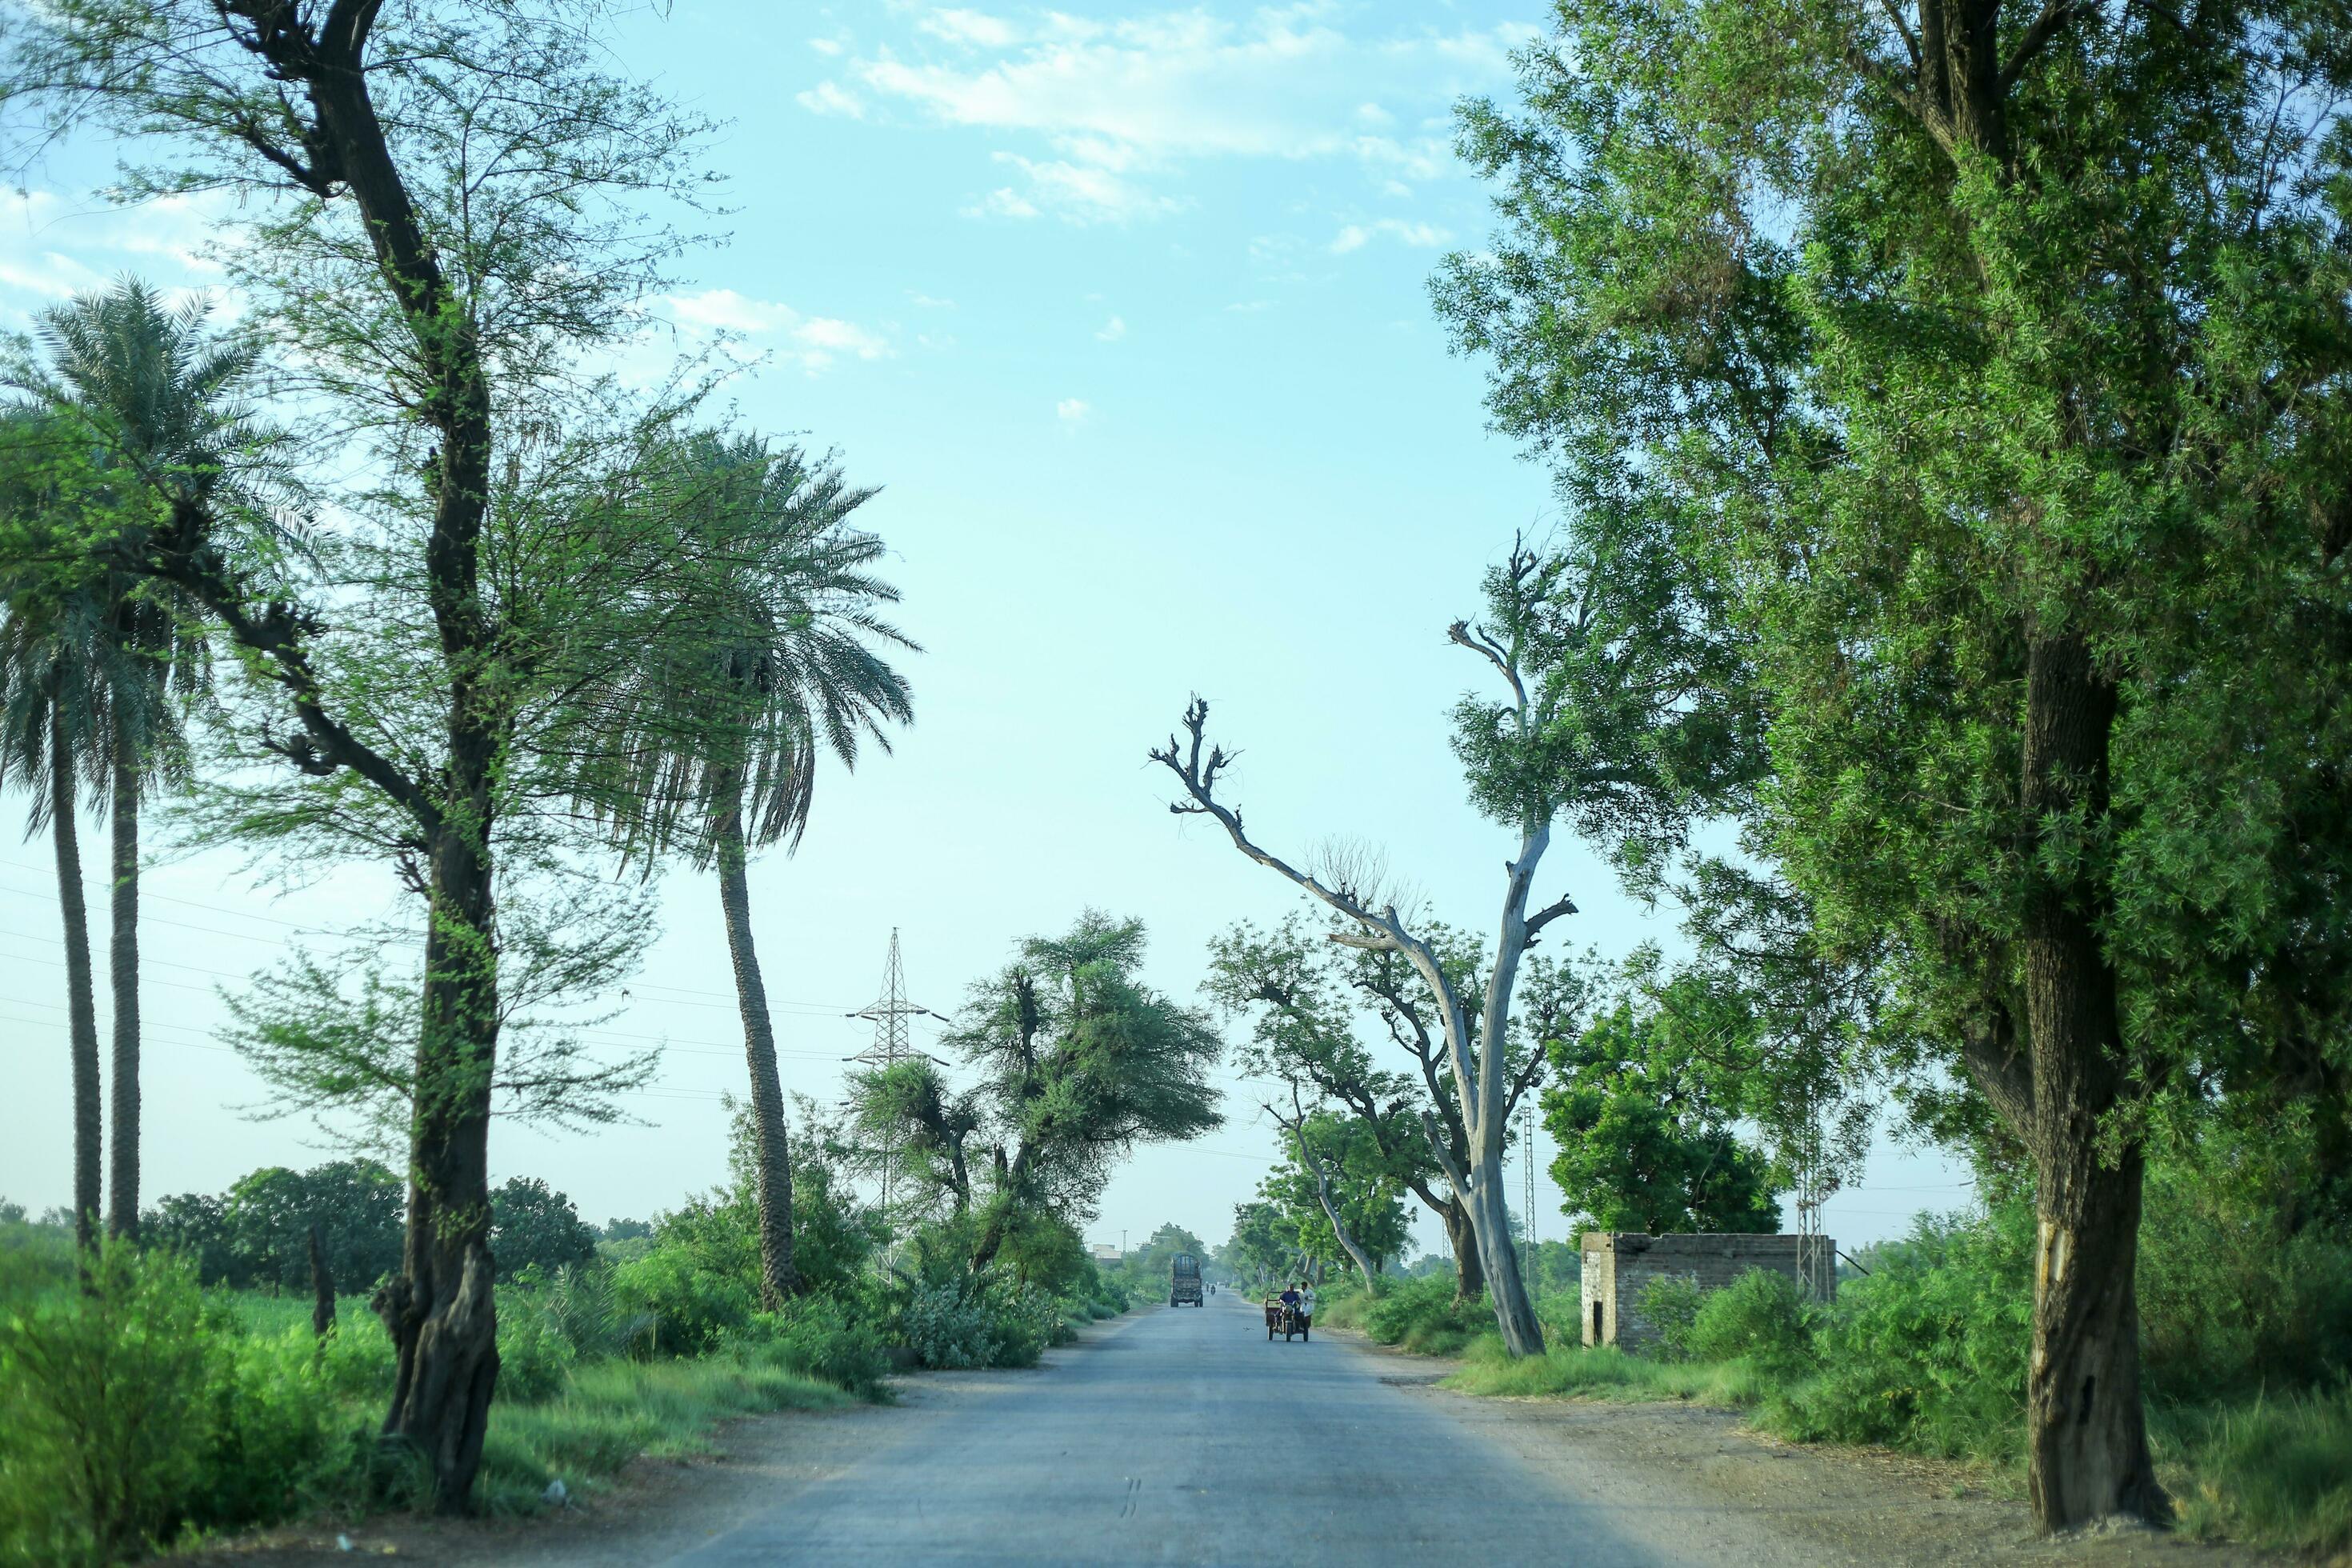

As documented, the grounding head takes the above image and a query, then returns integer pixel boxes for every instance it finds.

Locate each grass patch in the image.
[477,1350,851,1514]
[2156,1386,2352,1558]
[1443,1336,1771,1406]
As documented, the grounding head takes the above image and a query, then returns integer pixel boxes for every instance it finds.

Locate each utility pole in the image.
[849,929,937,1266]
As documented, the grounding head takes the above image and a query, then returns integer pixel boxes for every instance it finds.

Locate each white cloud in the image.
[1056,397,1090,423]
[797,81,867,118]
[842,10,1528,219]
[662,289,892,374]
[920,8,1022,48]
[907,291,958,309]
[1224,298,1275,314]
[1094,314,1126,341]
[1330,218,1451,254]
[809,37,846,57]
[963,154,1182,225]
[0,190,241,330]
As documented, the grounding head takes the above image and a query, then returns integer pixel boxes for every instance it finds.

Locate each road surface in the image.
[658,1292,1832,1567]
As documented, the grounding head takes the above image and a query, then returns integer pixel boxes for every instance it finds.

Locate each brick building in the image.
[1579,1231,1838,1350]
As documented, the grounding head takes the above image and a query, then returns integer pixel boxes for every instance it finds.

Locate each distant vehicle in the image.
[1170,1251,1203,1307]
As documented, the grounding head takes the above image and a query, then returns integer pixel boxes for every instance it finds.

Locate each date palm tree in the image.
[26,281,261,1238]
[582,431,914,1306]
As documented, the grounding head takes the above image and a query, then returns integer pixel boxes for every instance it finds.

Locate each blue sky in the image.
[0,0,1970,1258]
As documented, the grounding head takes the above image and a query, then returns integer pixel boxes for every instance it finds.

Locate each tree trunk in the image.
[713,779,798,1309]
[1439,1198,1485,1304]
[106,732,140,1240]
[374,814,501,1515]
[1290,1122,1378,1278]
[2018,632,2165,1530]
[50,704,101,1251]
[1466,1162,1544,1354]
[310,1222,337,1339]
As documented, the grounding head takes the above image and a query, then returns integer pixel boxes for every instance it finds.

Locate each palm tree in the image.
[583,432,915,1306]
[32,281,258,1238]
[0,408,118,1248]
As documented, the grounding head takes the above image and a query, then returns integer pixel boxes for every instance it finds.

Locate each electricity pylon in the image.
[848,929,937,1265]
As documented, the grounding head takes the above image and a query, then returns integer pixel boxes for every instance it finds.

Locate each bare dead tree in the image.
[1150,564,1574,1357]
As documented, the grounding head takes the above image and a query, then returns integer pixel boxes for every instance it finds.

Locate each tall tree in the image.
[1153,552,1587,1357]
[570,431,914,1310]
[0,410,111,1249]
[6,0,719,1510]
[1438,0,2352,1524]
[38,281,253,1239]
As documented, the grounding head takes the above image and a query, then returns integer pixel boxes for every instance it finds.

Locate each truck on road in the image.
[1170,1251,1203,1307]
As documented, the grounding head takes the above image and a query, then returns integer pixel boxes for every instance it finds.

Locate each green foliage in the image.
[744,1295,892,1400]
[2162,1390,2352,1558]
[895,1273,1059,1370]
[1357,1274,1496,1357]
[0,1242,214,1563]
[1544,977,1780,1236]
[1686,1270,1815,1374]
[490,1178,597,1279]
[1632,1276,1705,1363]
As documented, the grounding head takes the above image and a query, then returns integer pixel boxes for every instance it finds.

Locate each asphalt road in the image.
[660,1291,1825,1568]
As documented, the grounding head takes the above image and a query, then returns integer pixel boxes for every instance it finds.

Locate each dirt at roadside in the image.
[1355,1338,2269,1568]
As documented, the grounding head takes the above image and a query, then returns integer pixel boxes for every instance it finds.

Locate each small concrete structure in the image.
[1580,1232,1837,1351]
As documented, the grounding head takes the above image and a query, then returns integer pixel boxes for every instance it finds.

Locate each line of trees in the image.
[2,0,916,1514]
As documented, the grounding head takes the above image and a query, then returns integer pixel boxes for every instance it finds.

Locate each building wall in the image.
[1579,1233,1837,1350]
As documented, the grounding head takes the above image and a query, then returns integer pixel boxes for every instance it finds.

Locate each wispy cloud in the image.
[797,81,866,118]
[816,7,1527,224]
[1094,314,1126,341]
[1330,218,1451,255]
[662,288,892,374]
[1056,397,1091,423]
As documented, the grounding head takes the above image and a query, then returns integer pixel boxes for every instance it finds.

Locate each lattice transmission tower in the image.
[848,929,937,1264]
[1521,1100,1538,1288]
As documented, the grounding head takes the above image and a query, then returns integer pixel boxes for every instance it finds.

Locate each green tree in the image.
[1438,0,2352,1523]
[7,0,723,1508]
[139,1191,234,1284]
[1543,978,1781,1235]
[487,1178,595,1278]
[570,430,914,1310]
[36,281,258,1242]
[223,1160,403,1294]
[1218,1201,1300,1294]
[852,913,1222,1271]
[1260,1109,1412,1276]
[0,410,111,1249]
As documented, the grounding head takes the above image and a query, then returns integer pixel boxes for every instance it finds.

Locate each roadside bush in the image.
[894,1272,1058,1370]
[1633,1274,1704,1362]
[494,1301,581,1403]
[0,1243,214,1565]
[744,1294,891,1398]
[1686,1270,1817,1374]
[1360,1274,1492,1355]
[610,1242,754,1357]
[1765,1203,2032,1462]
[2160,1386,2352,1557]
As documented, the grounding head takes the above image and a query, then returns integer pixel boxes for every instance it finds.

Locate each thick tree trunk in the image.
[1439,1198,1485,1304]
[106,735,139,1240]
[1466,1162,1544,1354]
[713,782,798,1309]
[374,816,501,1514]
[2018,633,2165,1530]
[50,706,102,1251]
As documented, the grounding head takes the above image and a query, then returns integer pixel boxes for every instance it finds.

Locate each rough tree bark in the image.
[50,698,101,1251]
[310,1222,337,1339]
[2017,633,2164,1526]
[106,726,139,1240]
[713,777,798,1309]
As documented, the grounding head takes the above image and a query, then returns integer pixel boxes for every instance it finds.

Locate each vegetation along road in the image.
[380,1296,2239,1568]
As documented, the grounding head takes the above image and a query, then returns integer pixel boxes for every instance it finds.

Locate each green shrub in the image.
[495,1302,580,1403]
[1358,1274,1492,1356]
[185,1327,369,1538]
[744,1294,891,1398]
[610,1244,754,1357]
[894,1273,1058,1370]
[1686,1270,1817,1373]
[1764,1204,2031,1462]
[1633,1274,1704,1362]
[0,1243,215,1565]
